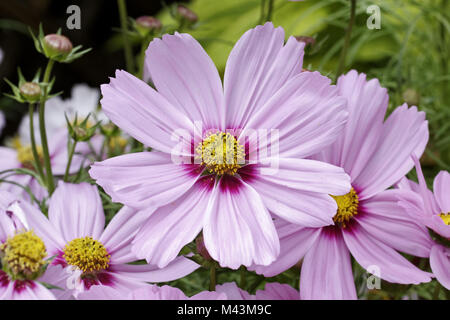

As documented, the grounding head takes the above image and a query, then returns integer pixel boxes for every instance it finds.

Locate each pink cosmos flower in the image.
[0,191,55,299]
[215,282,299,300]
[252,70,433,299]
[78,284,226,300]
[397,158,450,290]
[89,22,351,270]
[10,181,199,299]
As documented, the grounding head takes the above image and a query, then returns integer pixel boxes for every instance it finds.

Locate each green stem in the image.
[240,266,246,289]
[433,282,442,300]
[39,59,55,194]
[259,0,267,24]
[266,0,274,22]
[138,37,149,79]
[335,0,357,80]
[63,140,77,182]
[28,103,45,183]
[117,0,135,73]
[209,265,216,291]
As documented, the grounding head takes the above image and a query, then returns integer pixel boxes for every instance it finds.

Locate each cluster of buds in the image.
[66,113,100,142]
[133,16,162,37]
[30,24,91,63]
[4,69,59,104]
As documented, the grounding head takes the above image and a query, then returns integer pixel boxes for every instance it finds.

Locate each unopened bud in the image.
[43,34,73,58]
[177,5,198,23]
[402,88,420,106]
[196,235,211,261]
[136,16,162,33]
[19,82,41,101]
[295,36,316,47]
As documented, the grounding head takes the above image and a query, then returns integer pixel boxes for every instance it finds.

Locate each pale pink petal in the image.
[90,152,201,209]
[255,282,299,300]
[251,219,320,276]
[203,176,279,269]
[357,189,433,257]
[320,70,387,176]
[145,33,224,129]
[111,256,199,283]
[433,171,450,213]
[241,71,347,158]
[100,69,193,154]
[242,159,350,227]
[77,285,127,300]
[224,22,305,129]
[343,224,432,284]
[132,176,213,267]
[215,282,253,300]
[191,290,227,300]
[429,244,450,290]
[355,104,428,200]
[48,181,104,242]
[0,147,20,170]
[300,228,357,300]
[48,128,86,175]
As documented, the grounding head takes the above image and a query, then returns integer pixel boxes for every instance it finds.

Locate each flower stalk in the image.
[336,0,357,79]
[28,103,45,182]
[117,0,135,73]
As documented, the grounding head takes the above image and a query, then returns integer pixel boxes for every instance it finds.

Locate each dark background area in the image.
[0,0,179,139]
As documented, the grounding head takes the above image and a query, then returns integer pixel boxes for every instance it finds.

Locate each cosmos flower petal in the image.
[48,181,105,242]
[131,176,214,267]
[100,69,194,154]
[145,32,224,129]
[325,70,388,175]
[300,229,356,300]
[215,282,253,300]
[0,281,55,300]
[111,256,199,283]
[251,219,320,277]
[433,171,450,213]
[0,147,20,171]
[357,189,433,257]
[203,176,279,269]
[48,128,86,175]
[241,71,348,158]
[0,111,4,135]
[342,224,433,284]
[429,244,450,290]
[90,152,201,209]
[77,285,126,300]
[355,104,428,200]
[255,282,299,300]
[100,206,153,263]
[224,22,304,129]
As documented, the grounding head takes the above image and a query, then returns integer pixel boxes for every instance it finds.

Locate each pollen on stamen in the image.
[439,213,450,225]
[195,131,245,176]
[63,236,111,273]
[331,187,359,228]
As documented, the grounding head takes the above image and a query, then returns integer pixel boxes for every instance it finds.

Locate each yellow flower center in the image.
[108,136,128,150]
[195,131,245,176]
[440,213,450,225]
[63,237,110,273]
[0,230,47,278]
[13,137,43,170]
[331,188,359,228]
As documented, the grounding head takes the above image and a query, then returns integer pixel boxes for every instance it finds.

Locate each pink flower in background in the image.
[0,112,4,136]
[397,158,450,290]
[10,181,198,299]
[0,191,55,299]
[90,22,351,270]
[252,70,433,299]
[216,282,299,300]
[78,284,226,300]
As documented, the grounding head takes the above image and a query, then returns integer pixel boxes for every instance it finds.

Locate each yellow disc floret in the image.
[63,237,110,273]
[195,131,245,176]
[439,213,450,225]
[13,137,43,170]
[1,230,47,278]
[331,188,359,228]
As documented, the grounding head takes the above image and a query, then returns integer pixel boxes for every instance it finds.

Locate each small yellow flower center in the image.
[331,188,359,228]
[195,131,245,176]
[108,136,128,150]
[439,213,450,225]
[13,137,43,170]
[63,237,110,273]
[0,230,47,278]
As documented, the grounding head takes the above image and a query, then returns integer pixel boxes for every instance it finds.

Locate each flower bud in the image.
[43,34,73,58]
[19,82,41,102]
[177,5,198,24]
[295,36,316,47]
[402,88,420,106]
[196,235,212,261]
[135,16,162,36]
